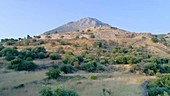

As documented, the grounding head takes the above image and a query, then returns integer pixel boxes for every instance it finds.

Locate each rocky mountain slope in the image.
[43,17,111,34]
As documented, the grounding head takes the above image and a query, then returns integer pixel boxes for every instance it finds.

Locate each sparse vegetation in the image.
[1,25,170,96]
[40,87,79,96]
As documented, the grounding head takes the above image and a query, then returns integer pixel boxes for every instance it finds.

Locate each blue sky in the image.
[0,0,170,39]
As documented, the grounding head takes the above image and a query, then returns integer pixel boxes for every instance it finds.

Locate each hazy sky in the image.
[0,0,170,39]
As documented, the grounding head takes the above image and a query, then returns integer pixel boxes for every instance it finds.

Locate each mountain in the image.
[43,17,111,34]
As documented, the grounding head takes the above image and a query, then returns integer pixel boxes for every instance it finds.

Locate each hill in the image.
[1,17,170,96]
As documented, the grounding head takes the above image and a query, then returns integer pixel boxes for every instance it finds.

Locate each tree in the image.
[27,35,32,39]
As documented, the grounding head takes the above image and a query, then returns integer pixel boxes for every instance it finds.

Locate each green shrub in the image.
[147,74,170,96]
[54,87,79,96]
[60,64,73,74]
[5,54,15,61]
[46,68,60,79]
[143,63,159,75]
[151,37,158,43]
[100,59,107,65]
[115,56,127,64]
[39,87,53,96]
[161,65,170,73]
[96,65,105,71]
[80,63,96,72]
[38,52,46,59]
[62,54,77,65]
[40,86,79,96]
[90,75,97,80]
[93,41,102,48]
[0,45,4,51]
[8,58,37,71]
[26,57,33,61]
[50,53,61,60]
[127,57,139,64]
[90,34,95,38]
[33,46,46,53]
[1,47,18,56]
[108,58,115,65]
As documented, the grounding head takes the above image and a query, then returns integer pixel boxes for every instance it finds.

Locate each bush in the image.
[54,87,79,96]
[0,45,4,51]
[100,59,107,65]
[40,86,79,96]
[46,68,60,79]
[33,46,46,53]
[8,58,37,71]
[39,87,53,96]
[151,37,158,43]
[62,54,77,65]
[147,74,170,96]
[38,52,46,59]
[1,47,18,56]
[96,65,105,71]
[5,54,15,61]
[115,56,127,64]
[143,63,159,75]
[108,58,115,65]
[93,41,102,48]
[80,63,96,72]
[50,53,61,60]
[60,64,73,74]
[90,75,97,80]
[26,57,33,61]
[127,57,139,64]
[90,34,95,38]
[161,65,170,73]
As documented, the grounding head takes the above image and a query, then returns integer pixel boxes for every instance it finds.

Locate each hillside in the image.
[1,17,170,96]
[40,17,170,57]
[40,25,170,58]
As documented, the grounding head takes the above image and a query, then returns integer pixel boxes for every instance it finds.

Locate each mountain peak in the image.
[43,17,111,34]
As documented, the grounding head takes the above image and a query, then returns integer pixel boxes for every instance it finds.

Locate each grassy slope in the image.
[0,69,152,96]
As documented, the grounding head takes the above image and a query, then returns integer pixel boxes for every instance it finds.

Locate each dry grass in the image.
[0,69,153,96]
